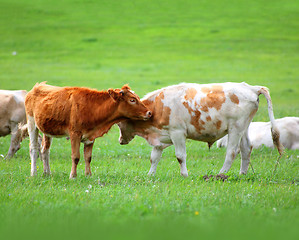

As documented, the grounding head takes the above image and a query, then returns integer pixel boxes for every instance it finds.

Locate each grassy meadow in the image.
[0,0,298,239]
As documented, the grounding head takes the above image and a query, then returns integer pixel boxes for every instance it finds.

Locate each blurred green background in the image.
[0,0,298,239]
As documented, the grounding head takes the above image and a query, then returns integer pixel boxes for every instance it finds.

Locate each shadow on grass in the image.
[199,172,299,185]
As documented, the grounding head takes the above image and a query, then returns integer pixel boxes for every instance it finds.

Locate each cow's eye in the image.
[129,99,136,104]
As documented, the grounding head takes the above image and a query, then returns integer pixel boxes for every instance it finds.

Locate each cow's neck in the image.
[88,95,126,139]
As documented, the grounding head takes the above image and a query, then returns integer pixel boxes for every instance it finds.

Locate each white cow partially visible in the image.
[217,117,299,150]
[0,90,28,159]
[118,82,284,177]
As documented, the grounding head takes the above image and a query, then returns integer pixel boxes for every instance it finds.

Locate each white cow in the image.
[217,117,299,150]
[0,90,28,158]
[118,82,284,177]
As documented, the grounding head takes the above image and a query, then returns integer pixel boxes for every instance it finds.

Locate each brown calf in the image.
[25,82,151,178]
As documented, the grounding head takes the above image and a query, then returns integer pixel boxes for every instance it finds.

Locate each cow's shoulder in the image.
[0,90,25,108]
[277,117,299,131]
[0,91,15,104]
[0,90,27,121]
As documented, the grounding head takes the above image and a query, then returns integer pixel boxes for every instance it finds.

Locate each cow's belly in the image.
[159,134,172,144]
[187,129,228,143]
[146,133,172,146]
[35,117,68,136]
[185,118,228,143]
[140,127,172,147]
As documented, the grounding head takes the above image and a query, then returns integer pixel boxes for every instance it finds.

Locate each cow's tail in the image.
[258,87,284,155]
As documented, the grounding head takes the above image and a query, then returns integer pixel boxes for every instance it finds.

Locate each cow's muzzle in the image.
[119,136,129,145]
[143,111,152,120]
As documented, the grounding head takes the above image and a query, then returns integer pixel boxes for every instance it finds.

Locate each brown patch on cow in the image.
[142,99,154,108]
[215,120,222,130]
[182,101,205,134]
[229,93,239,104]
[200,104,209,112]
[183,88,206,134]
[184,88,197,100]
[206,116,212,121]
[142,92,171,130]
[200,85,226,112]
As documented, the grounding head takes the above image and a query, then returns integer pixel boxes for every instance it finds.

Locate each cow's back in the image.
[25,83,73,135]
[25,83,63,115]
[277,117,299,149]
[0,90,27,115]
[248,122,273,148]
[218,117,299,150]
[25,83,115,136]
[250,117,299,149]
[0,90,27,136]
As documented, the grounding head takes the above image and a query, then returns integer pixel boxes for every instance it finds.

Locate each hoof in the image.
[69,174,77,179]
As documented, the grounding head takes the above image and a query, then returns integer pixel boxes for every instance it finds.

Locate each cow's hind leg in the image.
[28,116,39,176]
[171,131,188,177]
[84,141,94,176]
[69,133,81,179]
[148,146,164,176]
[41,135,52,175]
[219,128,243,174]
[239,130,253,174]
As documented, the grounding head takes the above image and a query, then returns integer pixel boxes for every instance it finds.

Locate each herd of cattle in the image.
[1,82,298,178]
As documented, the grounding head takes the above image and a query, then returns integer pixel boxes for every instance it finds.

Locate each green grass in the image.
[0,0,298,239]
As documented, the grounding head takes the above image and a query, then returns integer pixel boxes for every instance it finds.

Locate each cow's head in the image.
[108,85,152,121]
[117,120,136,145]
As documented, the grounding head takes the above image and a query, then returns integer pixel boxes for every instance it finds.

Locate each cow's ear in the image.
[121,84,131,91]
[108,89,119,101]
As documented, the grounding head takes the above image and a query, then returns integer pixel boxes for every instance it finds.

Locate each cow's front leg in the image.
[70,133,81,179]
[28,116,39,176]
[148,146,164,176]
[170,131,188,177]
[84,141,94,176]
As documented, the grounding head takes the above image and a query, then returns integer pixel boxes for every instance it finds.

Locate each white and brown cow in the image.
[118,82,284,177]
[25,82,152,178]
[0,90,28,159]
[217,117,299,150]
